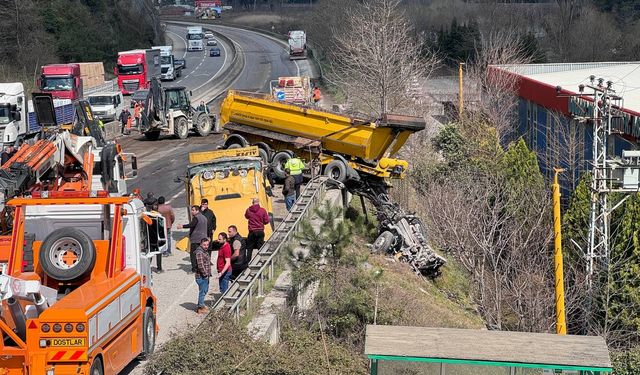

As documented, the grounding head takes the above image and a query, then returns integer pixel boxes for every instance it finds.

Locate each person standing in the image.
[177,205,209,273]
[312,86,322,106]
[157,196,175,256]
[194,237,212,314]
[1,145,15,165]
[149,203,163,272]
[215,232,232,294]
[282,169,296,212]
[143,192,157,210]
[119,108,131,135]
[228,225,247,279]
[245,198,270,263]
[284,156,305,198]
[200,198,216,244]
[134,101,142,129]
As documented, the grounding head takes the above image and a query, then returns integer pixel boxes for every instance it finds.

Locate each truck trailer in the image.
[116,49,162,94]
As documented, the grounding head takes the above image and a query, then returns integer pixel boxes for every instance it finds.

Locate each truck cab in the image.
[0,83,27,146]
[38,64,83,100]
[152,46,180,81]
[0,192,165,375]
[180,146,274,245]
[116,49,161,95]
[186,26,204,51]
[87,92,124,122]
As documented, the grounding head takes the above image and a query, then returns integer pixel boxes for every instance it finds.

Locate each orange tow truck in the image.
[0,190,167,374]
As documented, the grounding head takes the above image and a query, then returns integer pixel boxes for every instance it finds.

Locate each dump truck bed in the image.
[219,90,425,161]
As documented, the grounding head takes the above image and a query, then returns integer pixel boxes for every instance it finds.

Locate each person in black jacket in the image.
[200,199,216,244]
[227,225,247,280]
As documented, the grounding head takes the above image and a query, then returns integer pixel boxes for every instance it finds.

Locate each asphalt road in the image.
[119,24,311,374]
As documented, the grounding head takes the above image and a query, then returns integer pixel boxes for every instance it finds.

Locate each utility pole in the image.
[458,62,465,117]
[552,168,567,335]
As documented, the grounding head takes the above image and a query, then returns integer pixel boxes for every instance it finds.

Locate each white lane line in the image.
[167,189,184,204]
[190,35,230,94]
[294,60,300,77]
[166,29,188,59]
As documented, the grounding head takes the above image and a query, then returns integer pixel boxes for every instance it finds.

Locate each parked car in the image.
[207,39,218,46]
[174,58,186,70]
[204,31,214,39]
[209,47,221,57]
[130,89,149,108]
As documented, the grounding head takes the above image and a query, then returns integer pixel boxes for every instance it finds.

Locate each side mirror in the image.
[12,111,21,122]
[189,91,193,97]
[113,67,117,75]
[36,78,42,88]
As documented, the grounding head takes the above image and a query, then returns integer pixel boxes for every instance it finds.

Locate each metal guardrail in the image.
[211,176,330,321]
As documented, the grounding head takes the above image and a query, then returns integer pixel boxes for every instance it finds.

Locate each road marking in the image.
[167,189,184,204]
[190,35,230,95]
[166,29,188,59]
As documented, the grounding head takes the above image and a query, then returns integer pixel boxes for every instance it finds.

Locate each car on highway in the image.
[174,58,186,70]
[207,39,218,46]
[204,31,214,39]
[130,89,149,108]
[209,47,221,57]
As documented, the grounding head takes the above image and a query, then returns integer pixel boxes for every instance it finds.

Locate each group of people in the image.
[118,101,144,136]
[0,144,18,165]
[182,197,271,314]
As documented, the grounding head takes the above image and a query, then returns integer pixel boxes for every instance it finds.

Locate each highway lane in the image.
[118,24,308,374]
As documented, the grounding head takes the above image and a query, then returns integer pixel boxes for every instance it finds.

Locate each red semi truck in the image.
[116,49,162,94]
[37,64,83,100]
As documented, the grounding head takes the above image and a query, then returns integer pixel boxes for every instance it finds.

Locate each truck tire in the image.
[174,117,189,139]
[144,130,161,141]
[195,113,212,137]
[324,160,347,182]
[90,357,104,375]
[271,151,292,179]
[372,231,395,254]
[141,306,156,358]
[258,148,270,165]
[39,227,96,281]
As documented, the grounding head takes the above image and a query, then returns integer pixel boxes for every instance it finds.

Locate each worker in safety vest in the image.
[284,156,305,198]
[312,86,322,106]
[134,102,142,129]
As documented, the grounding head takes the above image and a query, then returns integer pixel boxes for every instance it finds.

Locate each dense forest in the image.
[0,0,162,89]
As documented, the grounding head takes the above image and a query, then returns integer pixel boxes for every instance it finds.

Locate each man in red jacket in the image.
[244,198,270,264]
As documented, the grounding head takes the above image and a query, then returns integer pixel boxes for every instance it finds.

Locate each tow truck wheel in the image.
[144,130,161,141]
[174,117,189,139]
[372,231,395,254]
[324,160,347,182]
[195,113,212,137]
[90,357,104,375]
[39,227,96,281]
[142,306,156,358]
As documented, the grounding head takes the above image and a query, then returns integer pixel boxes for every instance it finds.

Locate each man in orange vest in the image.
[133,101,142,129]
[312,86,322,106]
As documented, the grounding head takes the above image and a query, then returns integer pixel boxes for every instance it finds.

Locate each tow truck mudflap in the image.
[0,317,29,374]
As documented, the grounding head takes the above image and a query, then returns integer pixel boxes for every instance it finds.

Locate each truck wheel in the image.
[174,117,189,139]
[271,151,292,179]
[39,227,96,281]
[324,160,347,182]
[90,357,104,375]
[258,148,270,165]
[195,114,212,137]
[372,231,395,254]
[144,130,161,141]
[141,306,156,358]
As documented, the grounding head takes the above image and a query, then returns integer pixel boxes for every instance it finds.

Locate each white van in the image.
[87,91,124,122]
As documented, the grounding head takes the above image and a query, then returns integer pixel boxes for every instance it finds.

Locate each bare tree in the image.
[464,29,533,142]
[328,0,439,116]
[543,111,586,191]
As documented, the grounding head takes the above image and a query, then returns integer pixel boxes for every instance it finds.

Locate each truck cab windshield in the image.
[117,64,143,75]
[41,77,74,91]
[0,105,11,125]
[88,96,113,106]
[187,33,203,40]
[160,56,172,65]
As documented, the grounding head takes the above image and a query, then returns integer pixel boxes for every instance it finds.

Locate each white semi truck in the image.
[0,83,28,146]
[152,45,182,81]
[187,26,205,52]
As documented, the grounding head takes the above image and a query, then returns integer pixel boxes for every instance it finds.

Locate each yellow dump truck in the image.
[219,91,446,277]
[219,90,423,184]
[176,146,274,251]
